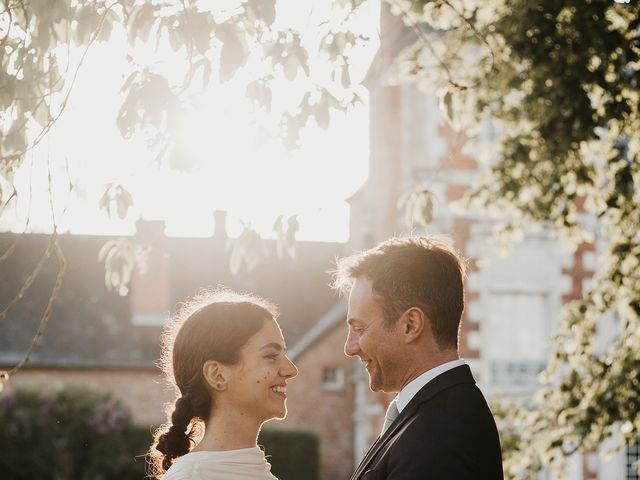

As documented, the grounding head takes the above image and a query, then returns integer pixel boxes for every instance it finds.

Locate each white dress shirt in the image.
[395,359,466,413]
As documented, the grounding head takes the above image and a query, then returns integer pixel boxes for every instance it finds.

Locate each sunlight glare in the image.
[0,0,380,243]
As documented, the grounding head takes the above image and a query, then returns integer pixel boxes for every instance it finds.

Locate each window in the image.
[628,440,640,480]
[322,367,345,392]
[487,292,548,388]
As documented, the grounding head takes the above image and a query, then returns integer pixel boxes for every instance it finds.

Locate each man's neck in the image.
[397,348,459,392]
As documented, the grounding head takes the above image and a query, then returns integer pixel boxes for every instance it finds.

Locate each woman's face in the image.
[226,317,298,423]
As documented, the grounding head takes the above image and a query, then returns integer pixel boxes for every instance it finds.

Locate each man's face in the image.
[344,277,405,393]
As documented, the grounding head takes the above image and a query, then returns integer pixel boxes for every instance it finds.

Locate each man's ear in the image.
[203,360,228,392]
[400,307,426,343]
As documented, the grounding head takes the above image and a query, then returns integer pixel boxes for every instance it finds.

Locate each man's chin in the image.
[368,378,381,392]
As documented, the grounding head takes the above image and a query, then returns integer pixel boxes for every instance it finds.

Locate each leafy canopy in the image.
[387,0,640,477]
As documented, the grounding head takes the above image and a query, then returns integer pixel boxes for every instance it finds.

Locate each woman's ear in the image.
[400,307,426,343]
[203,360,228,392]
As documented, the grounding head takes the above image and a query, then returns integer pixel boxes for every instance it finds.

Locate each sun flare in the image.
[0,0,380,243]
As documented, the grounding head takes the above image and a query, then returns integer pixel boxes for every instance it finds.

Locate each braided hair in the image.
[148,288,277,478]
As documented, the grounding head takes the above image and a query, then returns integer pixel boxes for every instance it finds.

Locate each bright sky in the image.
[0,0,380,242]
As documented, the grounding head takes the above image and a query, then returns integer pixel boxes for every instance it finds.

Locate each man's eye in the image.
[266,353,278,360]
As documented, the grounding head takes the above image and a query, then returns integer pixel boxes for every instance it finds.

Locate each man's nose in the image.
[344,331,359,357]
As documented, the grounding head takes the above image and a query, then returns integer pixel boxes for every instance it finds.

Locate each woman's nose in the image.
[282,356,298,378]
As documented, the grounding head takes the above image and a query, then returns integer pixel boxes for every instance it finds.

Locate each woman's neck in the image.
[193,407,262,452]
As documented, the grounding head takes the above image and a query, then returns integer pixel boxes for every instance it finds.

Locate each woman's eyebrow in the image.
[259,342,285,352]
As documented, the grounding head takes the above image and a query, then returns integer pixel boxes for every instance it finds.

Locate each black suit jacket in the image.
[351,365,503,480]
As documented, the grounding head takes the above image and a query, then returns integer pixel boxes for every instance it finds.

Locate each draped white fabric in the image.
[161,447,278,480]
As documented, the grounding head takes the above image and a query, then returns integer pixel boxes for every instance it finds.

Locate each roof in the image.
[288,300,347,361]
[0,229,345,369]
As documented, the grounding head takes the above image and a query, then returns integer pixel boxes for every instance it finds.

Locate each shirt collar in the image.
[395,359,466,413]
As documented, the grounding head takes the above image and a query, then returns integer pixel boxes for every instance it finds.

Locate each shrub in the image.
[0,386,150,480]
[0,386,320,480]
[259,428,320,480]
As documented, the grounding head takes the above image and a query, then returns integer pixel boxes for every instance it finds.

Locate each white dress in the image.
[161,447,278,480]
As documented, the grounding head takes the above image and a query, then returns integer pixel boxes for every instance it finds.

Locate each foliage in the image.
[0,386,150,479]
[386,0,640,477]
[259,428,320,480]
[98,238,149,295]
[0,0,367,162]
[0,0,371,289]
[397,187,436,229]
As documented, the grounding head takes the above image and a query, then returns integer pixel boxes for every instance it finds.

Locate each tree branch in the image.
[0,233,56,322]
[7,238,66,375]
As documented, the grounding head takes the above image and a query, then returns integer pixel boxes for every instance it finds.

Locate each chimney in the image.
[130,220,171,326]
[213,210,228,240]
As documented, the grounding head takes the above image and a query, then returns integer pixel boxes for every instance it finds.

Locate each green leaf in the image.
[0,76,17,110]
[283,54,299,81]
[127,3,158,45]
[341,64,351,88]
[116,83,140,138]
[226,226,263,274]
[32,101,51,128]
[439,89,455,128]
[99,186,111,217]
[248,0,276,25]
[314,100,330,130]
[218,24,248,83]
[96,8,119,43]
[2,119,27,156]
[114,186,133,220]
[74,5,102,45]
[246,80,272,110]
[98,239,138,296]
[120,71,138,94]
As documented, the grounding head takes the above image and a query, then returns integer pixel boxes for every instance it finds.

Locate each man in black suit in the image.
[333,236,503,480]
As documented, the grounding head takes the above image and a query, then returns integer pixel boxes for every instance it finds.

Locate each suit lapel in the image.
[351,410,418,479]
[351,365,476,480]
[350,434,383,480]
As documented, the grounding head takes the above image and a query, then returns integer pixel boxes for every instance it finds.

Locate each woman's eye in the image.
[266,353,278,360]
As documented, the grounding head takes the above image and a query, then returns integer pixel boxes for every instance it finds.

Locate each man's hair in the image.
[333,236,466,348]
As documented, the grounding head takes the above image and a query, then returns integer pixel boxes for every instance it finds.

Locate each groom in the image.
[334,236,503,479]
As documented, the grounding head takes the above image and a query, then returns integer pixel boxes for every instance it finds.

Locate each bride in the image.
[148,288,298,480]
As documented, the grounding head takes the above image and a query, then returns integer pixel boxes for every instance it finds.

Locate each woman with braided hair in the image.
[148,288,298,480]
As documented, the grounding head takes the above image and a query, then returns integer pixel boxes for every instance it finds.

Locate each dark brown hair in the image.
[333,236,466,348]
[148,288,277,478]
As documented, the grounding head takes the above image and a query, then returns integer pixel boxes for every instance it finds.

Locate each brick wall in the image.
[271,324,355,480]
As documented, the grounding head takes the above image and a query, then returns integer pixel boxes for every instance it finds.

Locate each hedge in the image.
[0,386,319,480]
[0,386,149,479]
[259,428,320,480]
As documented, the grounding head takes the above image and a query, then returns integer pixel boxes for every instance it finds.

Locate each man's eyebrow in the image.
[260,342,285,352]
[346,318,360,326]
